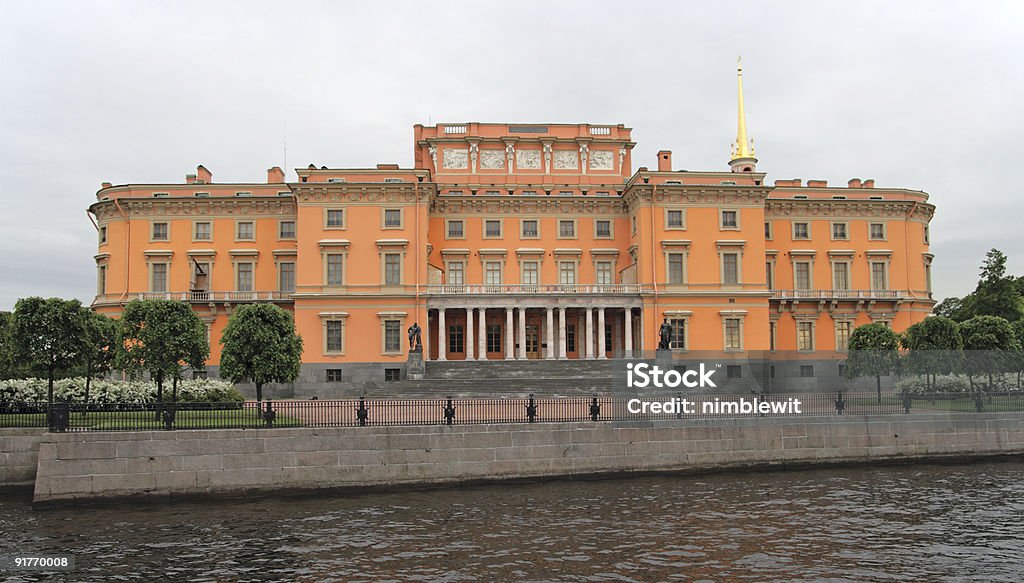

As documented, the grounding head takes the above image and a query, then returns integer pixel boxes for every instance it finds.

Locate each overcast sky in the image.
[1,1,1021,310]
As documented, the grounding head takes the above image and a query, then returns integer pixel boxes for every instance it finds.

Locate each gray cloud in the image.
[1,0,1021,309]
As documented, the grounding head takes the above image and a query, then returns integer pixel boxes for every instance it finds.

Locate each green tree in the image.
[934,296,970,322]
[901,316,963,392]
[80,310,119,406]
[959,315,1019,402]
[843,323,900,403]
[116,300,209,413]
[219,304,303,402]
[0,311,13,379]
[1011,319,1024,389]
[11,297,88,412]
[971,249,1023,322]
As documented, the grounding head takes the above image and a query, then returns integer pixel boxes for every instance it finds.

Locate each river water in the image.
[2,460,1023,582]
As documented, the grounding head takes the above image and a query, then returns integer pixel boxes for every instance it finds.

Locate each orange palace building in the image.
[88,67,936,392]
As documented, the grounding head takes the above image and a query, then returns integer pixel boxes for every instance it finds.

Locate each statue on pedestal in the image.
[658,318,672,350]
[407,322,422,352]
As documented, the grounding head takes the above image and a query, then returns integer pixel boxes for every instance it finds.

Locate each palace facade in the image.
[88,67,935,390]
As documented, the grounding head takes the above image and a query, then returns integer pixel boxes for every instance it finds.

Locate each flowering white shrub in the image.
[0,377,243,403]
[894,374,1022,395]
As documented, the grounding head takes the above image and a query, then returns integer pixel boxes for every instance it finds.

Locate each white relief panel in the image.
[553,150,579,170]
[590,150,614,170]
[517,150,541,169]
[480,150,505,169]
[442,148,469,169]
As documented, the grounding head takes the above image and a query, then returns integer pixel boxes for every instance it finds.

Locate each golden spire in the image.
[731,56,756,161]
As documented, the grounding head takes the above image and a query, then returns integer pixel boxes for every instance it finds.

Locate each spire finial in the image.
[731,56,756,163]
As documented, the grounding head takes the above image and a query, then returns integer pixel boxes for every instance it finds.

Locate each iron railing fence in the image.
[2,392,1021,432]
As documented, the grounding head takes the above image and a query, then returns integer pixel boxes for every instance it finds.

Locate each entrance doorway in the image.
[525,325,540,359]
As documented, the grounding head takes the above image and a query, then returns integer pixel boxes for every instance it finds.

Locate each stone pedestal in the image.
[655,349,672,369]
[407,348,425,380]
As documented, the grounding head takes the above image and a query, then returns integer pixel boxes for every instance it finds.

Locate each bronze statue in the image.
[658,318,672,350]
[407,322,422,351]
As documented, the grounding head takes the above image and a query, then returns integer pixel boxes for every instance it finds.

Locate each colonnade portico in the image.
[428,298,642,361]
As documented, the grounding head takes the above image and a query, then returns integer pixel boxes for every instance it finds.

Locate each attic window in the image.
[665,180,682,185]
[794,195,808,199]
[720,181,737,186]
[235,191,252,197]
[278,191,291,197]
[194,192,210,197]
[832,195,847,200]
[328,178,346,183]
[870,195,884,200]
[384,178,404,183]
[153,192,169,198]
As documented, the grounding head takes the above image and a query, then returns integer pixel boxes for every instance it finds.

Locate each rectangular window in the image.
[521,261,539,285]
[604,323,612,355]
[384,254,401,285]
[668,253,685,284]
[924,225,930,244]
[192,262,210,291]
[835,321,852,351]
[595,220,611,238]
[666,210,684,229]
[800,365,815,378]
[326,254,344,285]
[279,221,296,239]
[795,261,812,290]
[724,318,741,350]
[766,261,774,290]
[722,253,739,285]
[670,319,686,349]
[521,219,539,238]
[326,369,343,383]
[236,221,254,240]
[384,209,402,228]
[793,222,809,240]
[484,219,502,237]
[447,220,464,238]
[97,265,107,295]
[99,226,108,244]
[869,223,886,240]
[797,322,814,351]
[151,263,168,292]
[278,262,295,292]
[194,222,211,241]
[833,262,850,290]
[871,261,887,290]
[559,261,576,285]
[326,209,345,228]
[764,222,772,239]
[596,261,613,285]
[727,365,742,379]
[832,222,848,240]
[485,261,502,285]
[449,324,464,354]
[720,210,738,229]
[152,222,169,241]
[384,320,401,353]
[236,262,254,291]
[566,324,576,352]
[326,321,343,352]
[486,324,502,353]
[770,321,777,351]
[447,261,464,285]
[384,368,400,382]
[558,220,576,238]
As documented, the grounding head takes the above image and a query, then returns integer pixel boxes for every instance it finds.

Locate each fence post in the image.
[50,402,69,432]
[263,399,276,428]
[835,393,845,416]
[356,396,368,426]
[444,397,456,425]
[162,403,175,430]
[526,394,537,423]
[589,396,600,421]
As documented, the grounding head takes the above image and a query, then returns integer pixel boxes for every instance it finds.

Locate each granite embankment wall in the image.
[26,413,1024,503]
[0,428,47,487]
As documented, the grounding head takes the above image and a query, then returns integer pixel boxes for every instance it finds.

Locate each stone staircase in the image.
[360,359,635,398]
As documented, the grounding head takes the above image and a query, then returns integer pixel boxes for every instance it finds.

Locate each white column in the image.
[437,309,447,361]
[597,307,606,359]
[558,307,567,360]
[585,308,594,359]
[465,307,475,360]
[505,307,514,360]
[517,307,527,359]
[624,308,633,358]
[478,307,487,360]
[545,307,555,360]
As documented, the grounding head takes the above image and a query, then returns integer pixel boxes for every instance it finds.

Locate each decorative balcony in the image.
[95,291,294,304]
[770,289,902,301]
[426,284,645,295]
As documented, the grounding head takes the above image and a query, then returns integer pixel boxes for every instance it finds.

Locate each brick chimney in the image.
[185,173,197,184]
[862,179,875,188]
[376,163,400,170]
[657,150,672,172]
[848,178,862,188]
[807,179,828,188]
[196,165,212,184]
[101,182,112,189]
[267,166,285,183]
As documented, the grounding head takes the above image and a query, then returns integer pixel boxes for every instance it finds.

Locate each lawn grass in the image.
[0,408,304,429]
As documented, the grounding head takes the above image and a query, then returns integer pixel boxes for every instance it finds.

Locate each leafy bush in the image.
[895,374,1020,395]
[0,377,243,404]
